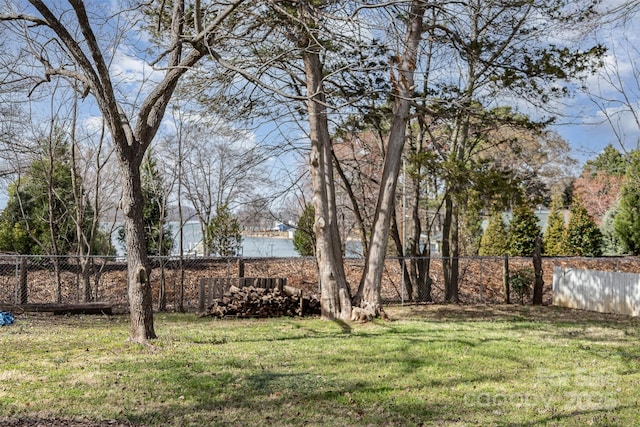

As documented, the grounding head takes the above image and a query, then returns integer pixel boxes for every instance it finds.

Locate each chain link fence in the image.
[1,254,639,311]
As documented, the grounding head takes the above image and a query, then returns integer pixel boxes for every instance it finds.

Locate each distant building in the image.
[273,221,294,232]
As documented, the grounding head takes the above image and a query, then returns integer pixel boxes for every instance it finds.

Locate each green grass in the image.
[1,305,639,426]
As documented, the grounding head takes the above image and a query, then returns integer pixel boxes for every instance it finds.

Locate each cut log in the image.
[202,285,320,318]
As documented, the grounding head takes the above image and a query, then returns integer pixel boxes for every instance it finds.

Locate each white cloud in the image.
[83,116,105,134]
[110,47,165,90]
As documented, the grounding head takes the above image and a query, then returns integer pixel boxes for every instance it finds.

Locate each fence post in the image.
[14,257,19,304]
[237,257,245,278]
[401,256,405,306]
[198,278,206,313]
[19,256,28,304]
[532,236,543,305]
[479,257,483,303]
[503,255,510,304]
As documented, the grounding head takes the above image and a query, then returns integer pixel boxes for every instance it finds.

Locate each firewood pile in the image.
[202,284,321,318]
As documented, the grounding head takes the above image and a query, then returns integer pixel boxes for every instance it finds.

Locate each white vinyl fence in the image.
[552,266,640,316]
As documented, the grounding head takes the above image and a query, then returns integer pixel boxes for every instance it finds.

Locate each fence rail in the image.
[1,254,639,312]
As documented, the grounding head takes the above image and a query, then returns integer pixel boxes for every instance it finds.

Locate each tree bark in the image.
[449,202,460,302]
[355,1,426,315]
[410,194,433,303]
[120,155,156,341]
[332,151,369,258]
[177,133,185,312]
[532,235,544,305]
[442,193,461,303]
[503,255,510,304]
[304,49,352,321]
[18,257,28,304]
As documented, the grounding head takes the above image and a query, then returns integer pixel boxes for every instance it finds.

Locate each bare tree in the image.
[1,0,248,342]
[172,115,272,256]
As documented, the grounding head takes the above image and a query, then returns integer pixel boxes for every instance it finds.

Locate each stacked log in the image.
[203,284,320,318]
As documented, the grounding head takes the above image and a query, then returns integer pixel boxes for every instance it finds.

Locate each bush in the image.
[509,267,534,304]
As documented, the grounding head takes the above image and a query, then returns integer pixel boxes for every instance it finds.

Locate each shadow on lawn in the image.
[121,362,629,426]
[390,304,640,327]
[123,368,495,425]
[116,321,553,425]
[21,307,635,425]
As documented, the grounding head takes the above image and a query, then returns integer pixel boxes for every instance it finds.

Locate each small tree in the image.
[478,210,508,256]
[140,153,173,256]
[293,203,316,257]
[601,206,624,255]
[459,193,484,256]
[564,198,603,257]
[509,267,534,304]
[508,204,541,257]
[543,195,566,256]
[206,204,242,257]
[583,144,627,177]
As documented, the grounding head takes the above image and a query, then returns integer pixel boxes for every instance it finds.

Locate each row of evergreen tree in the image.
[479,144,640,258]
[479,197,603,258]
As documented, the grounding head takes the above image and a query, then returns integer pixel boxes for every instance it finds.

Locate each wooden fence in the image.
[552,266,640,316]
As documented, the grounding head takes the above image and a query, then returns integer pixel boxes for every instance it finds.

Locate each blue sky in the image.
[554,5,640,163]
[0,2,639,210]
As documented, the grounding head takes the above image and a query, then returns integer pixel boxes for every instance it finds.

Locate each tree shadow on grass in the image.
[114,322,536,426]
[119,363,632,427]
[123,367,510,426]
[391,304,640,327]
[497,405,635,427]
[331,319,352,334]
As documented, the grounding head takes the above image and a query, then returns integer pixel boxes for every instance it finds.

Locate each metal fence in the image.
[1,254,639,312]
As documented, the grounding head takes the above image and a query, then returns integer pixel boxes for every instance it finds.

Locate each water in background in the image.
[108,221,362,258]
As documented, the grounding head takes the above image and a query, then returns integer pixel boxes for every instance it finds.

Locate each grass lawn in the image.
[1,305,639,426]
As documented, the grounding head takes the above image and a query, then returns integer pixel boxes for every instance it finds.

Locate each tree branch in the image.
[0,13,46,25]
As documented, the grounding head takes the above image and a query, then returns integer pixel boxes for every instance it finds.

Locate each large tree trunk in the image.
[120,157,156,342]
[355,1,426,315]
[304,50,352,321]
[442,194,460,303]
[532,235,544,305]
